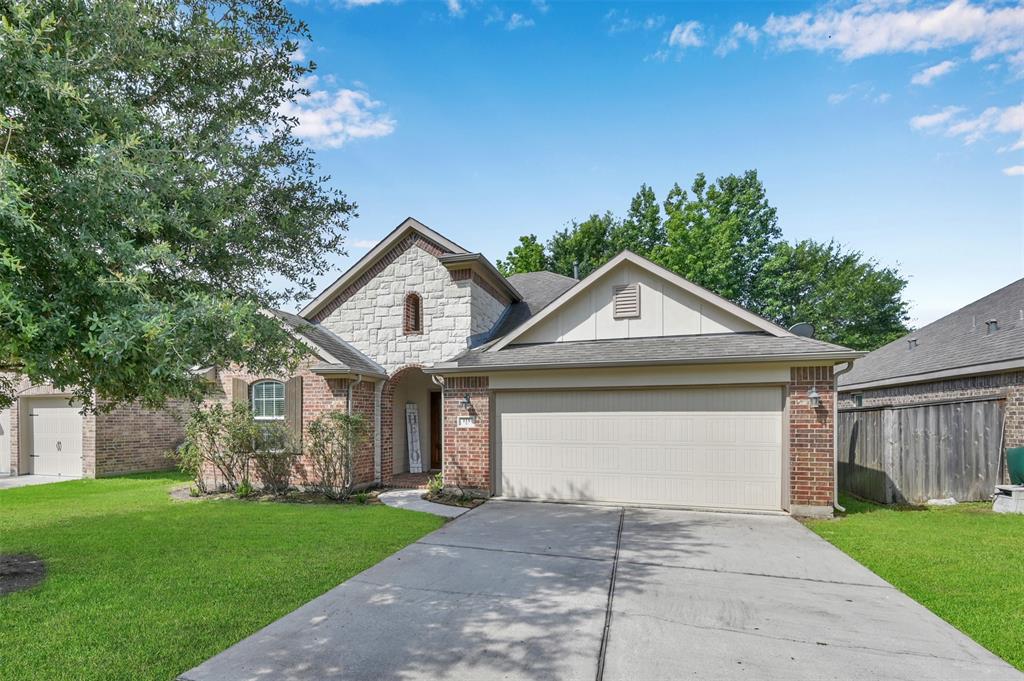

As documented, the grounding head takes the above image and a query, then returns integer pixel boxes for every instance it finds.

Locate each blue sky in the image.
[283,0,1024,327]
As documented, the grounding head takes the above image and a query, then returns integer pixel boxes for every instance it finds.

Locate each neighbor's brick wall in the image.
[1007,385,1024,449]
[838,370,1024,409]
[442,376,490,493]
[201,359,377,490]
[789,366,835,510]
[94,399,187,477]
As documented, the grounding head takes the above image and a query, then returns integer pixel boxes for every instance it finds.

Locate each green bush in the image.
[427,472,444,495]
[249,421,299,496]
[236,479,254,498]
[305,411,368,500]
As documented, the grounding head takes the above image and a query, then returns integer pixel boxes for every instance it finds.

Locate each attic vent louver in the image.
[907,338,918,350]
[613,283,641,319]
[987,319,998,334]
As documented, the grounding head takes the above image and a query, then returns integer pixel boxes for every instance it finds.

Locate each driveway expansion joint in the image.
[595,507,625,681]
[418,540,614,564]
[616,558,893,589]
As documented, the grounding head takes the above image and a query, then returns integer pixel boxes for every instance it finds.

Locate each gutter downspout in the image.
[347,375,363,490]
[373,379,383,485]
[833,361,855,513]
[431,375,446,482]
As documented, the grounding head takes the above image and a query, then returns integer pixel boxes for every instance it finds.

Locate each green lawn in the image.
[806,495,1024,671]
[0,473,445,681]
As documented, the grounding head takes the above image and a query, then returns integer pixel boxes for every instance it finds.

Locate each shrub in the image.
[180,402,260,492]
[249,421,299,496]
[305,411,368,500]
[427,472,443,496]
[236,479,254,498]
[353,491,369,505]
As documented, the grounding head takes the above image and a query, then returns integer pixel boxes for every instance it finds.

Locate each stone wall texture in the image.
[789,366,836,512]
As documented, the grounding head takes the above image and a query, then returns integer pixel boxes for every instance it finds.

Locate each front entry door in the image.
[429,392,442,470]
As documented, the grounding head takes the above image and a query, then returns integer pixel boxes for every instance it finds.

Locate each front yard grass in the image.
[806,495,1024,671]
[0,473,445,681]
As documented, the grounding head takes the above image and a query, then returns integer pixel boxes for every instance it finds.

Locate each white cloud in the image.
[827,82,891,106]
[351,239,378,248]
[1003,165,1024,176]
[763,0,1024,69]
[506,13,534,30]
[944,102,1024,143]
[715,22,760,57]
[532,0,549,15]
[605,9,664,36]
[446,0,463,17]
[344,0,390,6]
[645,49,670,63]
[668,20,704,49]
[909,105,964,130]
[875,92,892,103]
[911,59,958,85]
[828,91,850,105]
[280,77,396,148]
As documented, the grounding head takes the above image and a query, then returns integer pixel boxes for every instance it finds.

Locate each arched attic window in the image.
[404,292,423,335]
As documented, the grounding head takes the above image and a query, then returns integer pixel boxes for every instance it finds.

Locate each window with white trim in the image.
[251,380,285,420]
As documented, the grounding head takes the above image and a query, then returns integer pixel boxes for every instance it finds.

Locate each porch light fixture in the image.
[461,394,472,409]
[808,386,821,409]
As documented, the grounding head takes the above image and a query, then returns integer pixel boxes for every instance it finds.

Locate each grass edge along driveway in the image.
[806,495,1024,672]
[0,473,445,681]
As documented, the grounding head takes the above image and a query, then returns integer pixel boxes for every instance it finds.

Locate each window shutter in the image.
[232,378,249,405]
[613,283,640,319]
[285,375,303,446]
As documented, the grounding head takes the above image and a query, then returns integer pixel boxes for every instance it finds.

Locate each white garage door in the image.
[28,398,84,478]
[496,386,784,511]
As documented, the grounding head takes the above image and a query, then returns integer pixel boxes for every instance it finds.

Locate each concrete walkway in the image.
[378,488,471,518]
[0,474,76,490]
[181,502,1022,681]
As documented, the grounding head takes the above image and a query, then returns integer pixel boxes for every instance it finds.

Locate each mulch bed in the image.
[169,484,382,505]
[0,554,46,596]
[422,492,486,509]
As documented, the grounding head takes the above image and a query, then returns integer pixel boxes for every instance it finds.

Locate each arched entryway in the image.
[382,366,442,484]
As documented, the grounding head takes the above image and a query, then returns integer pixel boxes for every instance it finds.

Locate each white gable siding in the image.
[513,261,759,345]
[321,246,480,372]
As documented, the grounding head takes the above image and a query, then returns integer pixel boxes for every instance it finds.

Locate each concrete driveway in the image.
[0,474,74,490]
[181,502,1021,681]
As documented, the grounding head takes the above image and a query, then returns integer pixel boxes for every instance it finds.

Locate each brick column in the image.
[1006,385,1024,450]
[442,376,490,495]
[789,366,835,517]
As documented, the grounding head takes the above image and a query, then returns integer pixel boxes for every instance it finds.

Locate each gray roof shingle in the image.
[271,310,386,377]
[840,277,1024,389]
[485,271,578,342]
[435,332,859,372]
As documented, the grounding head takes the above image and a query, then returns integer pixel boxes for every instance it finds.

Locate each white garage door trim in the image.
[26,397,84,478]
[495,386,784,512]
[0,407,10,475]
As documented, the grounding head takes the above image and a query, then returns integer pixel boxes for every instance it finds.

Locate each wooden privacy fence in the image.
[838,397,1005,504]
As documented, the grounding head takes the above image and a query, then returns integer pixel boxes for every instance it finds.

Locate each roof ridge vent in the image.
[986,319,998,334]
[907,338,918,350]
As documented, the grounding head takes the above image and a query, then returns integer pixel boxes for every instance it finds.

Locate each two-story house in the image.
[208,217,861,517]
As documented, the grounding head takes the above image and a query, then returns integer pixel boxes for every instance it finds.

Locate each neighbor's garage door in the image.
[27,398,83,477]
[496,386,783,511]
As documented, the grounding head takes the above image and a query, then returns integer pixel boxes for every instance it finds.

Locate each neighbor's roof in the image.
[430,332,861,373]
[484,270,579,342]
[271,310,386,378]
[840,277,1024,391]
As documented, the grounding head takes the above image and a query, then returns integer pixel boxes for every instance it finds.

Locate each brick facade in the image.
[2,375,184,478]
[442,376,490,494]
[788,366,836,514]
[202,359,377,490]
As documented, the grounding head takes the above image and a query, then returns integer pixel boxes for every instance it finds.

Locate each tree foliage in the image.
[0,0,355,410]
[496,234,549,276]
[496,172,909,350]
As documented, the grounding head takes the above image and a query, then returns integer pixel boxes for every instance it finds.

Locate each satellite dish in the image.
[788,322,815,338]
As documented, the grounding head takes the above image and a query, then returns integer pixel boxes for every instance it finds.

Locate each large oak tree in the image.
[0,0,354,409]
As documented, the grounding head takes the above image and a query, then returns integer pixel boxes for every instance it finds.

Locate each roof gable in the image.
[300,217,469,322]
[488,252,791,351]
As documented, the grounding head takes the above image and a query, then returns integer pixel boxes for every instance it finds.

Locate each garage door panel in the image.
[28,398,83,478]
[497,387,783,511]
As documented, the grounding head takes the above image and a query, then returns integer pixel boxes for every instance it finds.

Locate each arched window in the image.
[251,380,285,420]
[404,292,423,335]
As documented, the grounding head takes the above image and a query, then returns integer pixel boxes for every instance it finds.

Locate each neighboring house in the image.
[838,278,1024,503]
[208,217,861,517]
[0,376,186,479]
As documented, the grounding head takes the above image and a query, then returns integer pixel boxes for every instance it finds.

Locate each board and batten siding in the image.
[838,398,1005,503]
[513,261,759,345]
